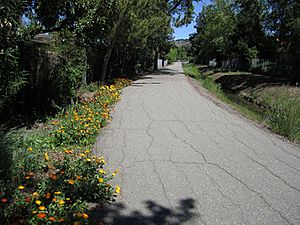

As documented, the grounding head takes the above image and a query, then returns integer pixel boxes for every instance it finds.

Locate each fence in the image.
[215,58,290,77]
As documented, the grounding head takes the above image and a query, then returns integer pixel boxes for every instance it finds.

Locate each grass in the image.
[183,63,300,142]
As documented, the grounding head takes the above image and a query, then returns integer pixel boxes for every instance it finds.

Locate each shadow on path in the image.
[90,198,198,225]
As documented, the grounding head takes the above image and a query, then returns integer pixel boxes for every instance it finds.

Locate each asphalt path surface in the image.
[94,62,300,225]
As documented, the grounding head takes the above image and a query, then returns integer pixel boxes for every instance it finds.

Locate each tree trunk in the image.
[153,49,159,70]
[100,43,114,83]
[82,51,87,85]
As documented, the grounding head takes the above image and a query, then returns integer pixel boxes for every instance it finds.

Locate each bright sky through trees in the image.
[173,0,211,39]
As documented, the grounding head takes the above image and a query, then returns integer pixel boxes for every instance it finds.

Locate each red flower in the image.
[1,198,8,203]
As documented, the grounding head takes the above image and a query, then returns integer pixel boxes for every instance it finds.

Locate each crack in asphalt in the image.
[166,119,296,224]
[208,162,293,225]
[167,125,208,163]
[202,168,249,225]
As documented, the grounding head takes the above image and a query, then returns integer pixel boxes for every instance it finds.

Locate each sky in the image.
[173,0,211,40]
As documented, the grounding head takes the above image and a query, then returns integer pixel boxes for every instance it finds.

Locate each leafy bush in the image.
[182,64,201,78]
[0,0,27,111]
[0,79,131,224]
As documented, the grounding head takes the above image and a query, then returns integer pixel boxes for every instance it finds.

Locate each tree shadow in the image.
[90,198,198,225]
[215,74,289,93]
[152,68,179,76]
[131,82,162,87]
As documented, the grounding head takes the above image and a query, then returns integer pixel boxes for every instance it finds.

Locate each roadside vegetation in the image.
[183,64,300,142]
[0,79,131,224]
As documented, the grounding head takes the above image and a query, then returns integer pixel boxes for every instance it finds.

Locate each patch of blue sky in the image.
[173,0,211,40]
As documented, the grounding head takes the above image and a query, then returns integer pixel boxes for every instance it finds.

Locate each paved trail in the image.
[95,63,300,225]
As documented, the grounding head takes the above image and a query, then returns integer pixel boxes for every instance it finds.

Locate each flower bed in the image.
[0,79,131,224]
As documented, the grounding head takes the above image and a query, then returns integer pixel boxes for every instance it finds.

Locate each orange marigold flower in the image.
[49,174,58,181]
[25,176,31,180]
[76,175,82,180]
[58,218,65,222]
[1,198,8,203]
[64,149,73,154]
[45,193,51,199]
[39,206,46,211]
[37,213,46,219]
[49,217,56,221]
[68,180,75,185]
[52,198,57,202]
[82,213,89,219]
[58,199,65,205]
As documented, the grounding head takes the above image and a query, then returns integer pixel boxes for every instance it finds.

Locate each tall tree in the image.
[230,0,266,68]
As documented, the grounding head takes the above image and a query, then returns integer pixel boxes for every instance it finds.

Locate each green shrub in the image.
[182,64,201,78]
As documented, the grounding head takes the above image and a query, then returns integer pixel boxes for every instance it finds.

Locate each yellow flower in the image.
[114,169,119,174]
[44,152,49,161]
[28,147,33,152]
[54,191,61,195]
[112,173,116,177]
[35,200,42,205]
[85,150,90,154]
[115,186,121,194]
[66,198,70,201]
[98,178,104,183]
[33,192,39,198]
[74,221,81,225]
[38,206,46,211]
[68,180,75,185]
[59,199,65,205]
[18,185,25,190]
[99,169,106,174]
[79,153,86,157]
[86,158,91,162]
